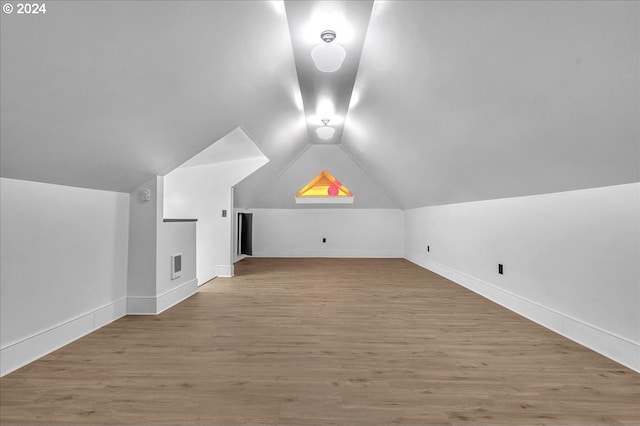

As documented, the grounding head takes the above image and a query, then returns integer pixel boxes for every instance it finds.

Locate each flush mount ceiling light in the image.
[311,30,346,73]
[316,119,336,139]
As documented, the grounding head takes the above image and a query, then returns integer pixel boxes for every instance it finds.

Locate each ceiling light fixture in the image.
[311,30,346,73]
[316,119,335,139]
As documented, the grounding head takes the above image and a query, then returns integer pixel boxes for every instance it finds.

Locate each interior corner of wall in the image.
[215,265,233,277]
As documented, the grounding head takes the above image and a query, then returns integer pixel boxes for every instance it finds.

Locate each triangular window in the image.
[295,170,354,204]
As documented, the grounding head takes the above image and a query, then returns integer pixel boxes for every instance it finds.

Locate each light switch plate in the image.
[140,189,151,201]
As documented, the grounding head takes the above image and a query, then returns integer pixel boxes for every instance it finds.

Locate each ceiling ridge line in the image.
[237,124,271,162]
[156,124,241,178]
[274,143,313,180]
[337,143,404,209]
[236,143,311,209]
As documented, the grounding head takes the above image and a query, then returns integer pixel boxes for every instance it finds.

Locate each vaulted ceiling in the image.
[2,1,638,210]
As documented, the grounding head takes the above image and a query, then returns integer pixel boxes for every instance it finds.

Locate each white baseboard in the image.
[198,270,216,286]
[252,249,404,258]
[126,296,157,315]
[216,264,233,277]
[2,279,199,377]
[157,279,198,314]
[234,254,248,263]
[405,252,640,373]
[128,278,198,315]
[0,298,127,377]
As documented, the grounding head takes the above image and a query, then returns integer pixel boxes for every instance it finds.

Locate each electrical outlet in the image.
[498,264,503,275]
[322,238,326,243]
[427,245,430,252]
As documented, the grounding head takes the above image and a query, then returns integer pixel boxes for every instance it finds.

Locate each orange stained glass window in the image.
[296,170,353,198]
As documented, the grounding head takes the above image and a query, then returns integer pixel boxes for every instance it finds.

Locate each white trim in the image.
[198,269,217,286]
[127,279,198,315]
[252,249,404,258]
[156,279,198,314]
[405,252,640,373]
[126,296,157,315]
[295,196,354,204]
[0,298,127,377]
[216,264,233,277]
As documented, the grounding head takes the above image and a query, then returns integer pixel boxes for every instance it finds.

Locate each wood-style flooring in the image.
[1,258,639,425]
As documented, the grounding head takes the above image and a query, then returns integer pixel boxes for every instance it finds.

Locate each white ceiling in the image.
[2,1,638,209]
[341,0,639,208]
[284,1,373,145]
[1,1,306,192]
[178,127,266,169]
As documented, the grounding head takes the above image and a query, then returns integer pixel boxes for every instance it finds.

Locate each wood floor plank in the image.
[1,258,638,424]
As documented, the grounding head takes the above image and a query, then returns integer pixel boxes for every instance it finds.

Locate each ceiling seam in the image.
[338,143,405,209]
[238,124,272,162]
[275,143,312,179]
[238,143,311,208]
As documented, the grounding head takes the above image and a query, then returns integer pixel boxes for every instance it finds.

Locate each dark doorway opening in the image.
[238,213,253,256]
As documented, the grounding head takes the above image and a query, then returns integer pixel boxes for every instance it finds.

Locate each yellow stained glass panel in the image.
[296,170,353,198]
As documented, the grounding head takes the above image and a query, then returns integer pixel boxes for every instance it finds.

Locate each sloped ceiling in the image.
[284,0,373,145]
[178,127,266,169]
[1,1,306,192]
[342,0,639,209]
[1,1,638,209]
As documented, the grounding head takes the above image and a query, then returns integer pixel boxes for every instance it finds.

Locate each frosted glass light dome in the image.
[311,30,346,73]
[316,125,336,139]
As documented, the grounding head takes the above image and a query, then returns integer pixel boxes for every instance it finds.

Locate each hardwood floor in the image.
[1,258,638,425]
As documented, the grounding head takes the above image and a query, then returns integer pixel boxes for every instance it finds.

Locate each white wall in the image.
[164,157,268,281]
[404,183,640,371]
[0,178,129,376]
[127,176,198,314]
[156,221,197,313]
[127,176,159,300]
[249,208,404,258]
[156,222,197,297]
